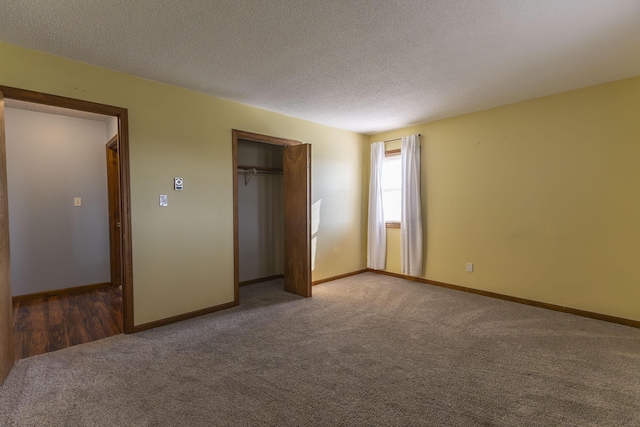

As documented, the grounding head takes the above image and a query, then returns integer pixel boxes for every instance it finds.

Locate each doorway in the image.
[232,130,312,303]
[0,86,134,385]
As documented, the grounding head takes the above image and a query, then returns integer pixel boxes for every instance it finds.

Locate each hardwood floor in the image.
[12,286,123,360]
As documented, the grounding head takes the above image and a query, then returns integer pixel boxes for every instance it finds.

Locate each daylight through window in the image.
[382,153,401,223]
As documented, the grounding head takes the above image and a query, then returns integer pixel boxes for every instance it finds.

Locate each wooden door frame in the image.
[0,85,135,334]
[0,90,11,384]
[106,136,122,289]
[231,129,302,305]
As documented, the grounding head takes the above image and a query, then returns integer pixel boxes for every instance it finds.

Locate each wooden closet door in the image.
[283,143,312,298]
[0,90,14,385]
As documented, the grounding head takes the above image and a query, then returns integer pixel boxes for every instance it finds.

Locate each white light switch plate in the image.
[74,197,82,207]
[160,195,168,207]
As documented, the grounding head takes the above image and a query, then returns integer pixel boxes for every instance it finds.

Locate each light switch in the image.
[160,195,168,207]
[74,197,82,207]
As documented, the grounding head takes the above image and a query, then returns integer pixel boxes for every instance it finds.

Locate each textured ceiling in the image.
[1,1,639,134]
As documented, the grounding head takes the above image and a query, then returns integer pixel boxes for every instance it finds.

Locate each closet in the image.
[237,139,285,285]
[232,130,312,303]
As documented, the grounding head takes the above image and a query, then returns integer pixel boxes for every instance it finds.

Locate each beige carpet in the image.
[1,272,639,426]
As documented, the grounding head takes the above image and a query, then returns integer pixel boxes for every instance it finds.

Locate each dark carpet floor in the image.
[1,272,639,426]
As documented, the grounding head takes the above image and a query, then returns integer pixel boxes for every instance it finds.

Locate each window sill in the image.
[386,222,401,229]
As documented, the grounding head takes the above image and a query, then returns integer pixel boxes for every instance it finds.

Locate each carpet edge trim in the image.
[133,301,235,332]
[312,269,369,286]
[368,269,640,329]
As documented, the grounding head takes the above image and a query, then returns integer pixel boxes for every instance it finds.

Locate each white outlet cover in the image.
[466,263,474,272]
[74,197,82,207]
[160,195,168,207]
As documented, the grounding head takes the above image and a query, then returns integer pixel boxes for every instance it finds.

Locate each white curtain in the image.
[401,135,422,276]
[367,142,386,270]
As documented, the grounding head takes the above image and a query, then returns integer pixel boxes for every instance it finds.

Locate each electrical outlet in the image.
[160,195,168,207]
[466,263,474,273]
[74,197,82,207]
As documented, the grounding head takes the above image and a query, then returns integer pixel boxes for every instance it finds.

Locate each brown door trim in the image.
[107,134,118,149]
[0,90,13,385]
[0,85,135,334]
[106,136,122,289]
[231,130,302,305]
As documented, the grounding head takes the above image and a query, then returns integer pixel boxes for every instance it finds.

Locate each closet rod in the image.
[237,164,283,174]
[237,168,283,175]
[238,166,283,185]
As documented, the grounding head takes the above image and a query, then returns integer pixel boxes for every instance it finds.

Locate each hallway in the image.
[12,286,122,360]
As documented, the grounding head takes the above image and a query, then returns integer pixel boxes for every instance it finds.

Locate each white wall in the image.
[237,140,284,282]
[106,116,118,141]
[5,108,111,296]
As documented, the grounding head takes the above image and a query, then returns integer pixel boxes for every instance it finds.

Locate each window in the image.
[382,151,401,226]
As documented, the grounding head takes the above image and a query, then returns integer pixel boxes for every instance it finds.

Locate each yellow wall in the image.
[0,42,367,325]
[370,76,640,321]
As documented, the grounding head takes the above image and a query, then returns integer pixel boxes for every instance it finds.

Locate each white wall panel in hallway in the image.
[5,108,111,295]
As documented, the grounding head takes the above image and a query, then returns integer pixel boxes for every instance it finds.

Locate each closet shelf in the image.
[237,164,283,174]
[238,164,283,185]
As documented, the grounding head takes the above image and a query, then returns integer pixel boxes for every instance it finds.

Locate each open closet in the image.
[237,140,285,285]
[232,130,311,303]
